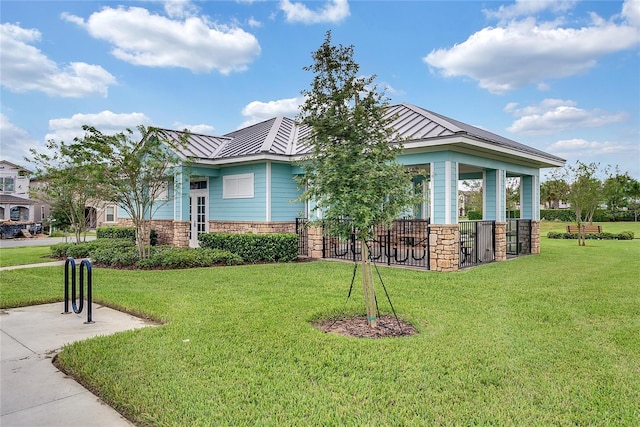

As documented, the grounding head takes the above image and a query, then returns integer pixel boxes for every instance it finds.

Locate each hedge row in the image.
[466,209,638,222]
[546,231,635,240]
[50,239,242,269]
[198,233,298,263]
[540,209,638,222]
[96,226,158,246]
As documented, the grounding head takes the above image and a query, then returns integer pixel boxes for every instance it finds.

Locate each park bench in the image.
[566,224,602,234]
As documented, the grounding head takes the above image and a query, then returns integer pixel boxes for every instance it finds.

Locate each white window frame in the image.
[105,205,116,222]
[0,177,15,193]
[223,173,254,199]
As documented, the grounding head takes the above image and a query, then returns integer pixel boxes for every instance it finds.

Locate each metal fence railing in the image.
[506,219,532,257]
[295,217,309,256]
[459,220,496,268]
[322,218,430,269]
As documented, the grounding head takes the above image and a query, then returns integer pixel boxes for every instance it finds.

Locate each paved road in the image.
[0,236,96,249]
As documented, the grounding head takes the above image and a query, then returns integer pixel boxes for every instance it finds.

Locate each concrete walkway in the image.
[1,302,156,426]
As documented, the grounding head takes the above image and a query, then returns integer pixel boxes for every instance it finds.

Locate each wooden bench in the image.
[566,225,602,234]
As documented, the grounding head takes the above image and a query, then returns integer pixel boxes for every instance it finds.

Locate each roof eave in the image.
[403,135,566,169]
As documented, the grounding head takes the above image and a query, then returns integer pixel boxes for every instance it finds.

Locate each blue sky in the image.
[1,0,639,179]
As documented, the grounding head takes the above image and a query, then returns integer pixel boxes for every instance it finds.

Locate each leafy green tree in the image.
[71,125,188,258]
[626,178,640,221]
[602,169,633,221]
[563,161,603,246]
[540,174,570,209]
[28,141,101,243]
[297,31,420,327]
[461,179,483,217]
[506,177,520,217]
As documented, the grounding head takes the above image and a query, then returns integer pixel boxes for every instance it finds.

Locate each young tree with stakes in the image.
[297,31,420,328]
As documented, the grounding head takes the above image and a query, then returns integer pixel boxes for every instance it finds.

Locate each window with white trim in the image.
[223,173,254,199]
[105,206,116,222]
[0,177,15,193]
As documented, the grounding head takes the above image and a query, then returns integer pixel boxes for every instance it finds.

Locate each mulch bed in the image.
[313,315,419,338]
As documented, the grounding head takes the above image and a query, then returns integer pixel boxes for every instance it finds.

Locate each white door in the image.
[189,184,208,247]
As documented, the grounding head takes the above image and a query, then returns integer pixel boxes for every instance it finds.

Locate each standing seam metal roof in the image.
[157,104,564,164]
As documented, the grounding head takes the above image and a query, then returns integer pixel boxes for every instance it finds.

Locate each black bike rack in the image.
[63,257,94,324]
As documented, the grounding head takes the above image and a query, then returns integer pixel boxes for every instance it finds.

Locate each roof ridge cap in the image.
[402,103,465,134]
[260,117,284,153]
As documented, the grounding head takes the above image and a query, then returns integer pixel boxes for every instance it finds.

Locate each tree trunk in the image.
[360,238,377,328]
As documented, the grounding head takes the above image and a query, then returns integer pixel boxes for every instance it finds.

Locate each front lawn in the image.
[0,245,55,268]
[0,236,638,425]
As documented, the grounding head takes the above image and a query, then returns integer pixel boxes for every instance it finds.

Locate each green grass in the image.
[0,245,56,267]
[1,231,639,425]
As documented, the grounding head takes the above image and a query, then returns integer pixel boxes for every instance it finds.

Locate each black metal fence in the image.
[322,218,431,269]
[459,220,496,268]
[295,217,308,256]
[506,219,532,257]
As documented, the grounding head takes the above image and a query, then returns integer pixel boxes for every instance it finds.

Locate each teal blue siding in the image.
[484,170,498,220]
[521,175,535,219]
[432,162,447,223]
[271,162,304,221]
[211,164,266,221]
[153,179,174,220]
[400,151,538,177]
[117,205,129,219]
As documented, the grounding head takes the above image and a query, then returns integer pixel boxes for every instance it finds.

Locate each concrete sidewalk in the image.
[1,302,156,426]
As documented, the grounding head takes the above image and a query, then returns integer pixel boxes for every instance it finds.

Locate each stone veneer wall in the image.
[173,221,190,247]
[428,224,460,272]
[494,222,507,262]
[208,221,296,234]
[531,220,540,254]
[117,219,188,246]
[307,226,324,259]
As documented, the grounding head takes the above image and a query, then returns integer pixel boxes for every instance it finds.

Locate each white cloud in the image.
[506,99,627,135]
[622,0,640,26]
[63,6,261,74]
[279,0,350,24]
[163,0,199,19]
[484,0,577,21]
[45,111,152,143]
[239,97,303,128]
[0,23,116,97]
[424,1,640,93]
[248,17,262,28]
[172,122,216,135]
[548,138,639,158]
[0,114,42,167]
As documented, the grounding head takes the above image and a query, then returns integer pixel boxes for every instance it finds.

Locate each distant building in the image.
[0,160,35,222]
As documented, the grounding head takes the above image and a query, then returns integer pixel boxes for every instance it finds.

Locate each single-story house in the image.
[116,103,565,271]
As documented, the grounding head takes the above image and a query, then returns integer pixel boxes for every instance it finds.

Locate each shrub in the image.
[198,233,298,263]
[540,209,637,222]
[546,231,635,240]
[97,226,158,245]
[540,209,575,221]
[616,231,635,240]
[97,226,136,240]
[467,211,482,220]
[136,248,243,269]
[51,239,136,261]
[50,242,74,258]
